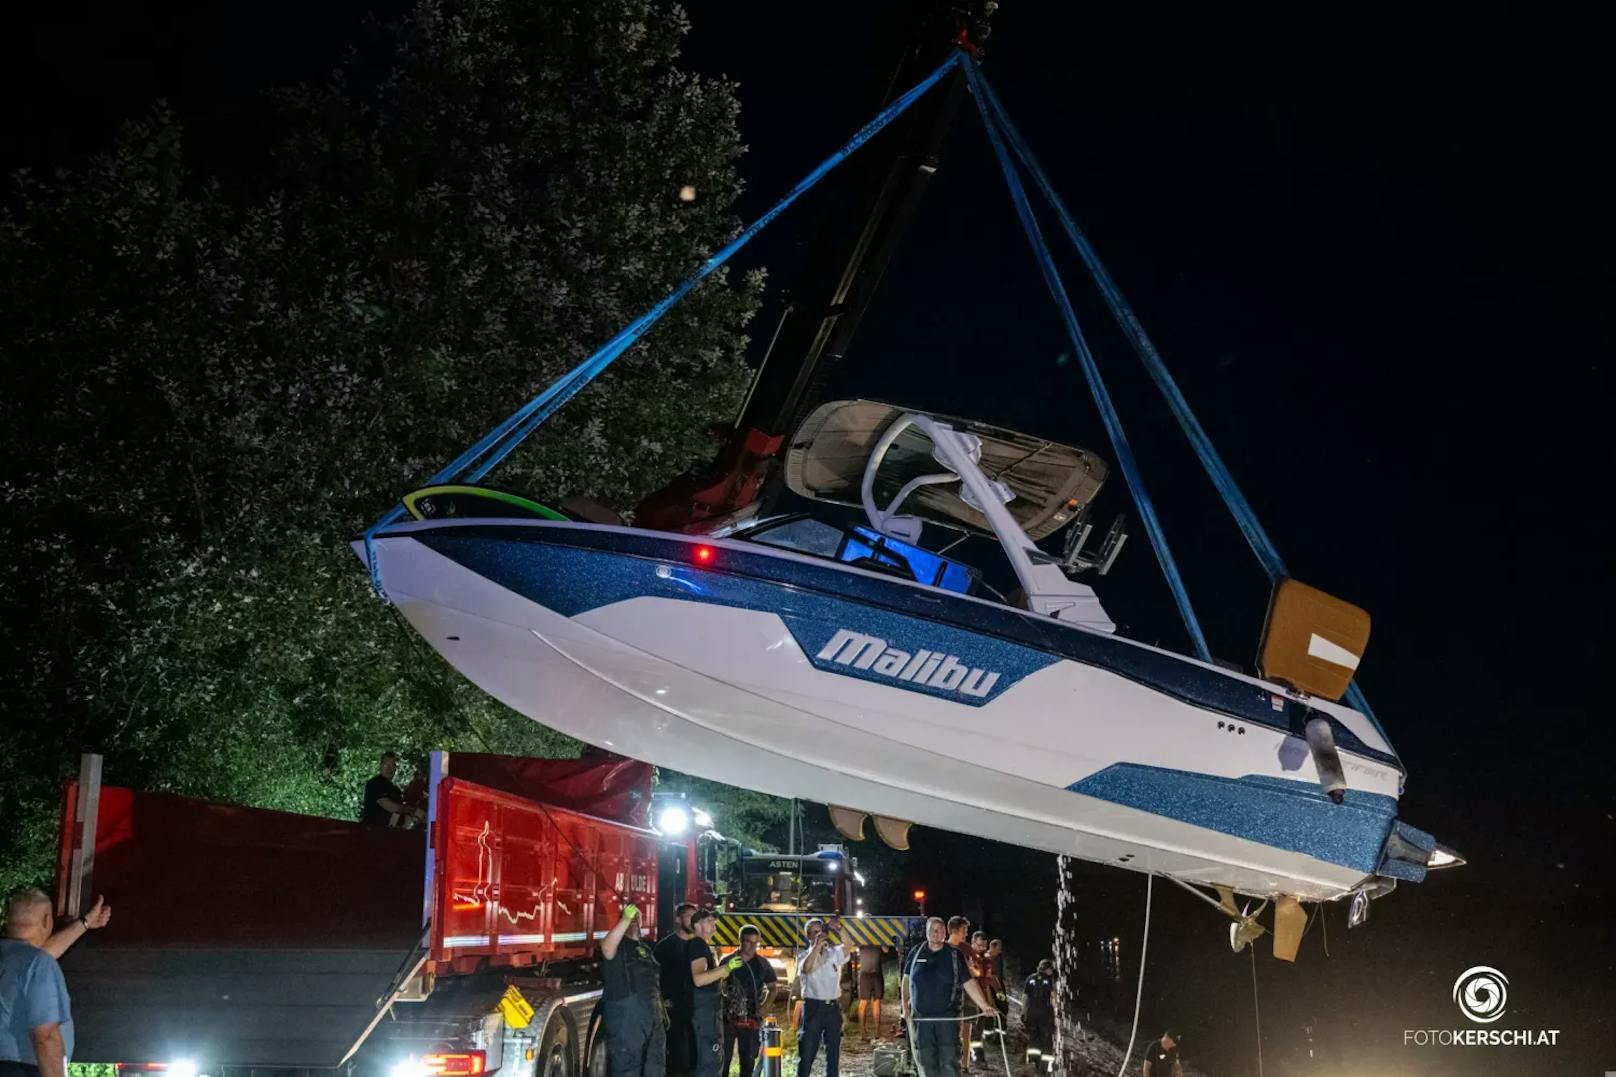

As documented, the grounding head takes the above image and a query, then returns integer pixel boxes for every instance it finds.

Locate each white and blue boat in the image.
[356,399,1456,939]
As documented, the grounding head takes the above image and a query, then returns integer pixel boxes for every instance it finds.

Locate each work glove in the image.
[622,903,639,921]
[726,957,746,972]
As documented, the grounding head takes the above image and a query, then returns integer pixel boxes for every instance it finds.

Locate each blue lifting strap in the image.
[363,52,964,596]
[973,71,1391,749]
[963,56,1213,663]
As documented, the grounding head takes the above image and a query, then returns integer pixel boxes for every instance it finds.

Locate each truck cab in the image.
[726,848,854,916]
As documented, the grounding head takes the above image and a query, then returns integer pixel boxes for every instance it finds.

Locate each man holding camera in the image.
[796,916,850,1077]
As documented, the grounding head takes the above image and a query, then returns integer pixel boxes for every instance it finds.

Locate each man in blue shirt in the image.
[1,889,85,1077]
[900,918,997,1077]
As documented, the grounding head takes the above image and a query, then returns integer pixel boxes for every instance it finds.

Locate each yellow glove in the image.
[726,957,745,972]
[623,903,639,921]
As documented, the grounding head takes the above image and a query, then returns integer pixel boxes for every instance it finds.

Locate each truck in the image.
[52,750,704,1077]
[708,844,922,986]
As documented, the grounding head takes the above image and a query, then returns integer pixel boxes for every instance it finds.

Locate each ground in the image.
[758,1005,1206,1077]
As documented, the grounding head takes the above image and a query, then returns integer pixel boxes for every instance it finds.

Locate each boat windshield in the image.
[734,516,976,594]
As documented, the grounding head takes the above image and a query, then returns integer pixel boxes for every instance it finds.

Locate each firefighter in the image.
[600,904,665,1077]
[688,909,743,1077]
[1022,959,1056,1072]
[901,917,998,1077]
[965,931,995,1067]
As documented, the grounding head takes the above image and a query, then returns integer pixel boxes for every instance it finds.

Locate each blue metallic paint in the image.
[1069,765,1399,874]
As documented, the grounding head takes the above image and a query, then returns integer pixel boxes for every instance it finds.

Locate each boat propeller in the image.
[1217,886,1307,962]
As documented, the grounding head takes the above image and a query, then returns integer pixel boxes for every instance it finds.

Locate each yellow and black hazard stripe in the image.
[713,913,920,949]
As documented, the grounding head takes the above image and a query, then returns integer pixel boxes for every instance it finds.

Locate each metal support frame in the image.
[860,411,1115,631]
[65,753,102,919]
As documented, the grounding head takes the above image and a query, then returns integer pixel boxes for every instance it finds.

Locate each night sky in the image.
[9,3,1613,1074]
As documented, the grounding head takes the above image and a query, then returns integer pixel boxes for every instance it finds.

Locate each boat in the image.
[354,398,1454,923]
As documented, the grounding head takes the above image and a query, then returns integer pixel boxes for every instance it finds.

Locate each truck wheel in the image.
[584,1006,608,1077]
[536,1002,577,1077]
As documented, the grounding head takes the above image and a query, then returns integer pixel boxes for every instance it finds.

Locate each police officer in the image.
[600,904,665,1077]
[1022,959,1056,1072]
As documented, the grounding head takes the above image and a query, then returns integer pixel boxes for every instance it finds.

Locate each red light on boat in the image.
[693,545,715,564]
[424,1052,486,1077]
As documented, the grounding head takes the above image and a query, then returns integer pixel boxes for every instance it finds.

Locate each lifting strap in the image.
[970,70,1389,747]
[364,53,964,594]
[961,56,1212,662]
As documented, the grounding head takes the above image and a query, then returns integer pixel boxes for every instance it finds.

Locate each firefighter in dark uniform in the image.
[600,904,666,1077]
[687,909,742,1077]
[1022,959,1056,1072]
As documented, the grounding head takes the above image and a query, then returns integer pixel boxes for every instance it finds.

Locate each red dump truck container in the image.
[52,751,680,1077]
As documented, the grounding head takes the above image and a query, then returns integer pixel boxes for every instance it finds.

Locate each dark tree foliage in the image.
[0,0,771,891]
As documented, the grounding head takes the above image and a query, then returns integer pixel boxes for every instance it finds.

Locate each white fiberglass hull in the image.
[359,520,1413,902]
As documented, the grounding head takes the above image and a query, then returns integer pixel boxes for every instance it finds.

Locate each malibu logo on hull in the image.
[815,629,1001,699]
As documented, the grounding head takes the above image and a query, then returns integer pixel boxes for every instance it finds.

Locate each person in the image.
[360,752,424,827]
[795,917,849,1077]
[686,909,739,1077]
[855,943,885,1037]
[656,903,699,1076]
[944,918,972,1072]
[1141,1030,1183,1077]
[1,888,107,1077]
[1021,959,1056,1072]
[41,897,111,961]
[599,903,665,1077]
[900,917,998,1077]
[964,932,996,1067]
[720,926,776,1077]
[986,940,1005,1001]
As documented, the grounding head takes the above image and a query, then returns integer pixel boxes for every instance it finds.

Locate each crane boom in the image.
[635,1,995,532]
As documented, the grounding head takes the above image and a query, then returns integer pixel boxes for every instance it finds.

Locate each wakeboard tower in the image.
[356,31,1460,963]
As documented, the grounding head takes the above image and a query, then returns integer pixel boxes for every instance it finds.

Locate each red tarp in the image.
[444,748,652,826]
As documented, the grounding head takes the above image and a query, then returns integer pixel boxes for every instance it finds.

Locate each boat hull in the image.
[359,520,1409,902]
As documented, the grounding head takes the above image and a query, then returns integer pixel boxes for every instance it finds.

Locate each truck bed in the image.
[55,783,424,1066]
[54,752,662,1068]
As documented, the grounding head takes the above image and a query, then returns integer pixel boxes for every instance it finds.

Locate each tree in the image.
[0,0,762,893]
